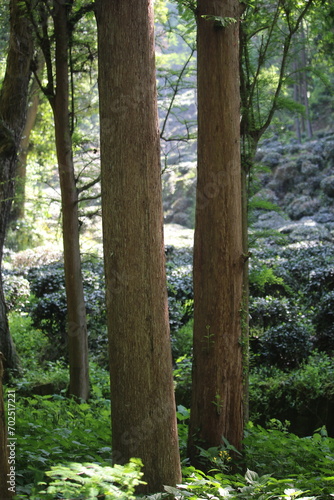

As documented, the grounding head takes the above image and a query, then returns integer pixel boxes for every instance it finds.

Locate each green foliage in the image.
[250,296,293,331]
[176,404,190,460]
[162,423,334,499]
[166,465,323,499]
[201,15,237,28]
[166,247,194,334]
[38,459,145,500]
[257,322,313,369]
[313,291,334,353]
[23,257,107,363]
[13,393,111,498]
[3,271,30,311]
[249,352,334,430]
[172,319,193,358]
[174,354,192,407]
[249,263,288,296]
[243,422,334,499]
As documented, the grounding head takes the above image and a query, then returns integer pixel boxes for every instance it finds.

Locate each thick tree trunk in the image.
[96,0,181,493]
[188,0,245,463]
[0,0,33,372]
[52,0,89,400]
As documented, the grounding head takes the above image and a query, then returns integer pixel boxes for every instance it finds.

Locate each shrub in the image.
[257,322,313,369]
[249,352,334,434]
[3,271,30,311]
[249,296,293,330]
[249,263,289,297]
[275,244,334,293]
[307,266,334,299]
[166,246,194,332]
[174,354,192,407]
[171,319,193,360]
[25,250,194,363]
[243,422,334,499]
[313,290,334,353]
[26,259,108,363]
[8,312,49,371]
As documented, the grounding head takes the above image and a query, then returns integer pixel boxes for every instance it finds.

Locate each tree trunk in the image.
[96,0,181,493]
[300,22,313,139]
[188,0,245,464]
[11,52,44,223]
[51,0,89,400]
[293,60,302,143]
[0,0,33,373]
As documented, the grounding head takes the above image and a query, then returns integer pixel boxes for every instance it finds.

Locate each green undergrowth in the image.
[9,391,334,499]
[11,393,111,498]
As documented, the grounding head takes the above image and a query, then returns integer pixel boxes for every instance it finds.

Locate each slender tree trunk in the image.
[293,60,302,143]
[51,0,89,400]
[96,0,181,493]
[188,0,245,464]
[11,52,44,222]
[300,22,312,139]
[0,0,33,373]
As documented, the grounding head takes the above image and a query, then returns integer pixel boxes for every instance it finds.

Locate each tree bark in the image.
[0,0,33,373]
[51,0,89,400]
[96,0,181,493]
[300,22,313,139]
[11,52,44,223]
[188,0,245,463]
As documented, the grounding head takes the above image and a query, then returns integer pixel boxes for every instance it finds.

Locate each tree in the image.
[187,0,246,463]
[25,0,97,400]
[96,0,182,493]
[240,0,315,162]
[10,51,44,223]
[0,0,33,373]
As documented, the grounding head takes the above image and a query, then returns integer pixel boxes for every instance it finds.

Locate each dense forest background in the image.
[0,0,334,498]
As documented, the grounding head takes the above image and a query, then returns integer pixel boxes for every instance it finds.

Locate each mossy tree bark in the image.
[188,0,246,464]
[0,0,33,373]
[96,0,182,493]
